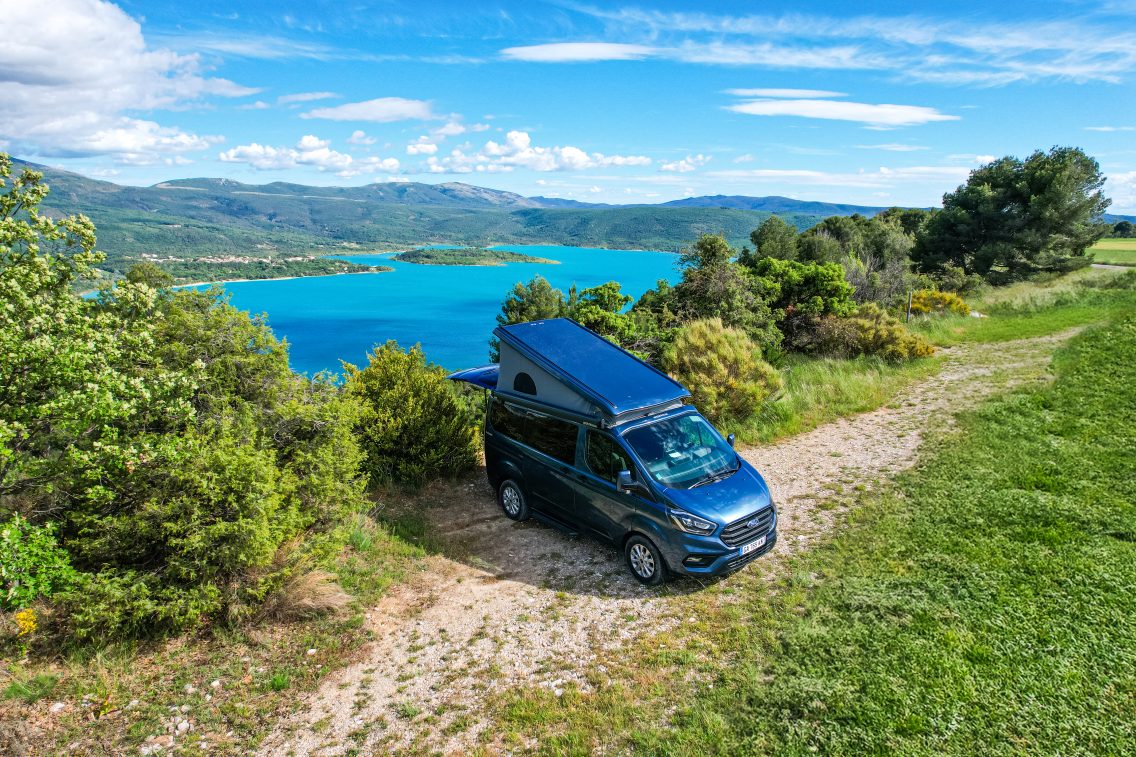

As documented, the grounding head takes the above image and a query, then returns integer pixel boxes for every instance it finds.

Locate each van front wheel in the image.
[625,535,667,586]
[498,479,530,522]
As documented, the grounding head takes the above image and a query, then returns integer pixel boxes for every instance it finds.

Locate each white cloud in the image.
[856,143,929,152]
[1086,126,1136,132]
[660,154,712,172]
[239,101,271,110]
[347,130,376,145]
[500,42,657,62]
[1106,171,1136,213]
[0,0,253,162]
[727,98,959,128]
[417,130,650,174]
[733,154,755,164]
[302,97,436,122]
[724,88,846,98]
[561,7,1136,84]
[218,135,399,176]
[276,91,338,105]
[431,120,492,139]
[406,136,439,155]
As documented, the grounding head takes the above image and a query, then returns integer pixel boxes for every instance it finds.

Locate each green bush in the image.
[804,305,935,362]
[345,341,479,488]
[1,157,367,642]
[0,515,77,611]
[911,289,971,316]
[661,319,783,424]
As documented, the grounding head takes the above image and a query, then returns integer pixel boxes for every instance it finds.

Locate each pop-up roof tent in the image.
[449,318,691,428]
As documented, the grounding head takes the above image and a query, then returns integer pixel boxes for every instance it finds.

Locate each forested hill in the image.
[10,159,835,274]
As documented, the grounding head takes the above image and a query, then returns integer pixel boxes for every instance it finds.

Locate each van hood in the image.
[659,460,773,525]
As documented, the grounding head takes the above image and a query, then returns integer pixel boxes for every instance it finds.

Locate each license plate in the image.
[739,535,767,556]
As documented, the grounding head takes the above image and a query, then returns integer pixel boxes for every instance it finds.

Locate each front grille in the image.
[725,534,776,572]
[720,506,775,547]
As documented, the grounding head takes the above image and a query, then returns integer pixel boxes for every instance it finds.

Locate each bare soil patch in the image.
[260,329,1080,755]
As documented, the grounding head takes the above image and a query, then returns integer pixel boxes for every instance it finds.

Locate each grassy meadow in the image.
[1090,238,1136,266]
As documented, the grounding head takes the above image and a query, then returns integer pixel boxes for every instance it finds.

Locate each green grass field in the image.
[1090,238,1136,266]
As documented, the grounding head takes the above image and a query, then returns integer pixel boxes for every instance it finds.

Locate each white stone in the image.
[50,702,66,713]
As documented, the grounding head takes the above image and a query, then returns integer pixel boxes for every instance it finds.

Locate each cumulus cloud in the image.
[1106,171,1136,213]
[661,154,712,172]
[301,97,436,122]
[727,98,958,128]
[418,130,650,174]
[219,135,399,176]
[431,120,491,139]
[406,136,439,155]
[0,0,253,163]
[347,130,376,145]
[500,42,657,62]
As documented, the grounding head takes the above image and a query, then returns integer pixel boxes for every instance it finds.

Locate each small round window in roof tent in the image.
[513,372,537,395]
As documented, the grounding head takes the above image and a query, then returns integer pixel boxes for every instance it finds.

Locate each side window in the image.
[513,372,537,395]
[585,430,633,485]
[489,398,525,441]
[525,412,578,464]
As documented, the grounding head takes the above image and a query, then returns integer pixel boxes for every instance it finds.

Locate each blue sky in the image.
[4,0,1136,211]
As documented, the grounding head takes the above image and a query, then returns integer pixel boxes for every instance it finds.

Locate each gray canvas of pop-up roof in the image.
[448,318,691,427]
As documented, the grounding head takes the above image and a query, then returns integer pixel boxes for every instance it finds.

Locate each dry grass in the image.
[262,570,353,621]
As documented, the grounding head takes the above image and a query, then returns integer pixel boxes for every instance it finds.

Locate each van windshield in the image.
[622,413,738,490]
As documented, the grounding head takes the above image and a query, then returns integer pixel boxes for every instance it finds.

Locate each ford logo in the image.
[746,518,759,529]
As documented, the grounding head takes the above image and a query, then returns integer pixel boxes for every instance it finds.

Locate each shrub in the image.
[345,341,479,487]
[661,319,783,424]
[0,515,77,611]
[910,289,971,316]
[804,306,935,362]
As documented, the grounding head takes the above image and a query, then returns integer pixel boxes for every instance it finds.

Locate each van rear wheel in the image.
[498,479,530,522]
[625,535,667,586]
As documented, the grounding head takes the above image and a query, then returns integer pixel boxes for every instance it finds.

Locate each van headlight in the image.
[667,508,716,535]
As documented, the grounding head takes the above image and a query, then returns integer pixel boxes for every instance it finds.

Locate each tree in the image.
[661,319,782,424]
[344,342,479,488]
[915,147,1111,282]
[1113,220,1134,238]
[490,275,566,360]
[743,216,798,262]
[125,261,174,289]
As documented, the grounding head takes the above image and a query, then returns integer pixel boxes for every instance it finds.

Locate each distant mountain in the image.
[660,194,892,216]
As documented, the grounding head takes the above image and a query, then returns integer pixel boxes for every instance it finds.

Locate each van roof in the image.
[493,318,689,422]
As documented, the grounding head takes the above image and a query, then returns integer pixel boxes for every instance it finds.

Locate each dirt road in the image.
[259,328,1080,755]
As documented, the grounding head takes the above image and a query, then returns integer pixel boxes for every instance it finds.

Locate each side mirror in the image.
[616,470,636,494]
[727,433,736,447]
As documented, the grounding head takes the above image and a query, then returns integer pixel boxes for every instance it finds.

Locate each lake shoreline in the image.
[172,268,390,290]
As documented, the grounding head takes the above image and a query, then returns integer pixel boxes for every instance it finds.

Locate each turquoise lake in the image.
[197,245,679,374]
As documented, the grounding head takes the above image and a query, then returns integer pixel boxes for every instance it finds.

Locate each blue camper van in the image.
[450,318,776,585]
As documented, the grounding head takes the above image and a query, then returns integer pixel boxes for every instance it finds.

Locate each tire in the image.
[497,479,530,522]
[625,535,667,586]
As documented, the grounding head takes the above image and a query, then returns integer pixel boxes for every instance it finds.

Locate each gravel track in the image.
[259,329,1080,756]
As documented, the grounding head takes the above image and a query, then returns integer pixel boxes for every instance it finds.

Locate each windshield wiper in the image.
[690,463,740,488]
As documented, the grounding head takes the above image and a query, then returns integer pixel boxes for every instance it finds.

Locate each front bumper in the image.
[659,508,778,577]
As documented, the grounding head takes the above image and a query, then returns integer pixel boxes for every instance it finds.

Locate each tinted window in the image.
[513,372,537,395]
[525,412,578,464]
[585,431,633,485]
[489,398,525,441]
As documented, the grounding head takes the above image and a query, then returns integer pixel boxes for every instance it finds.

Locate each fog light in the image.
[683,554,713,567]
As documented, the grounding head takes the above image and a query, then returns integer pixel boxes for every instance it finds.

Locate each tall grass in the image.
[913,268,1136,346]
[735,354,940,444]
